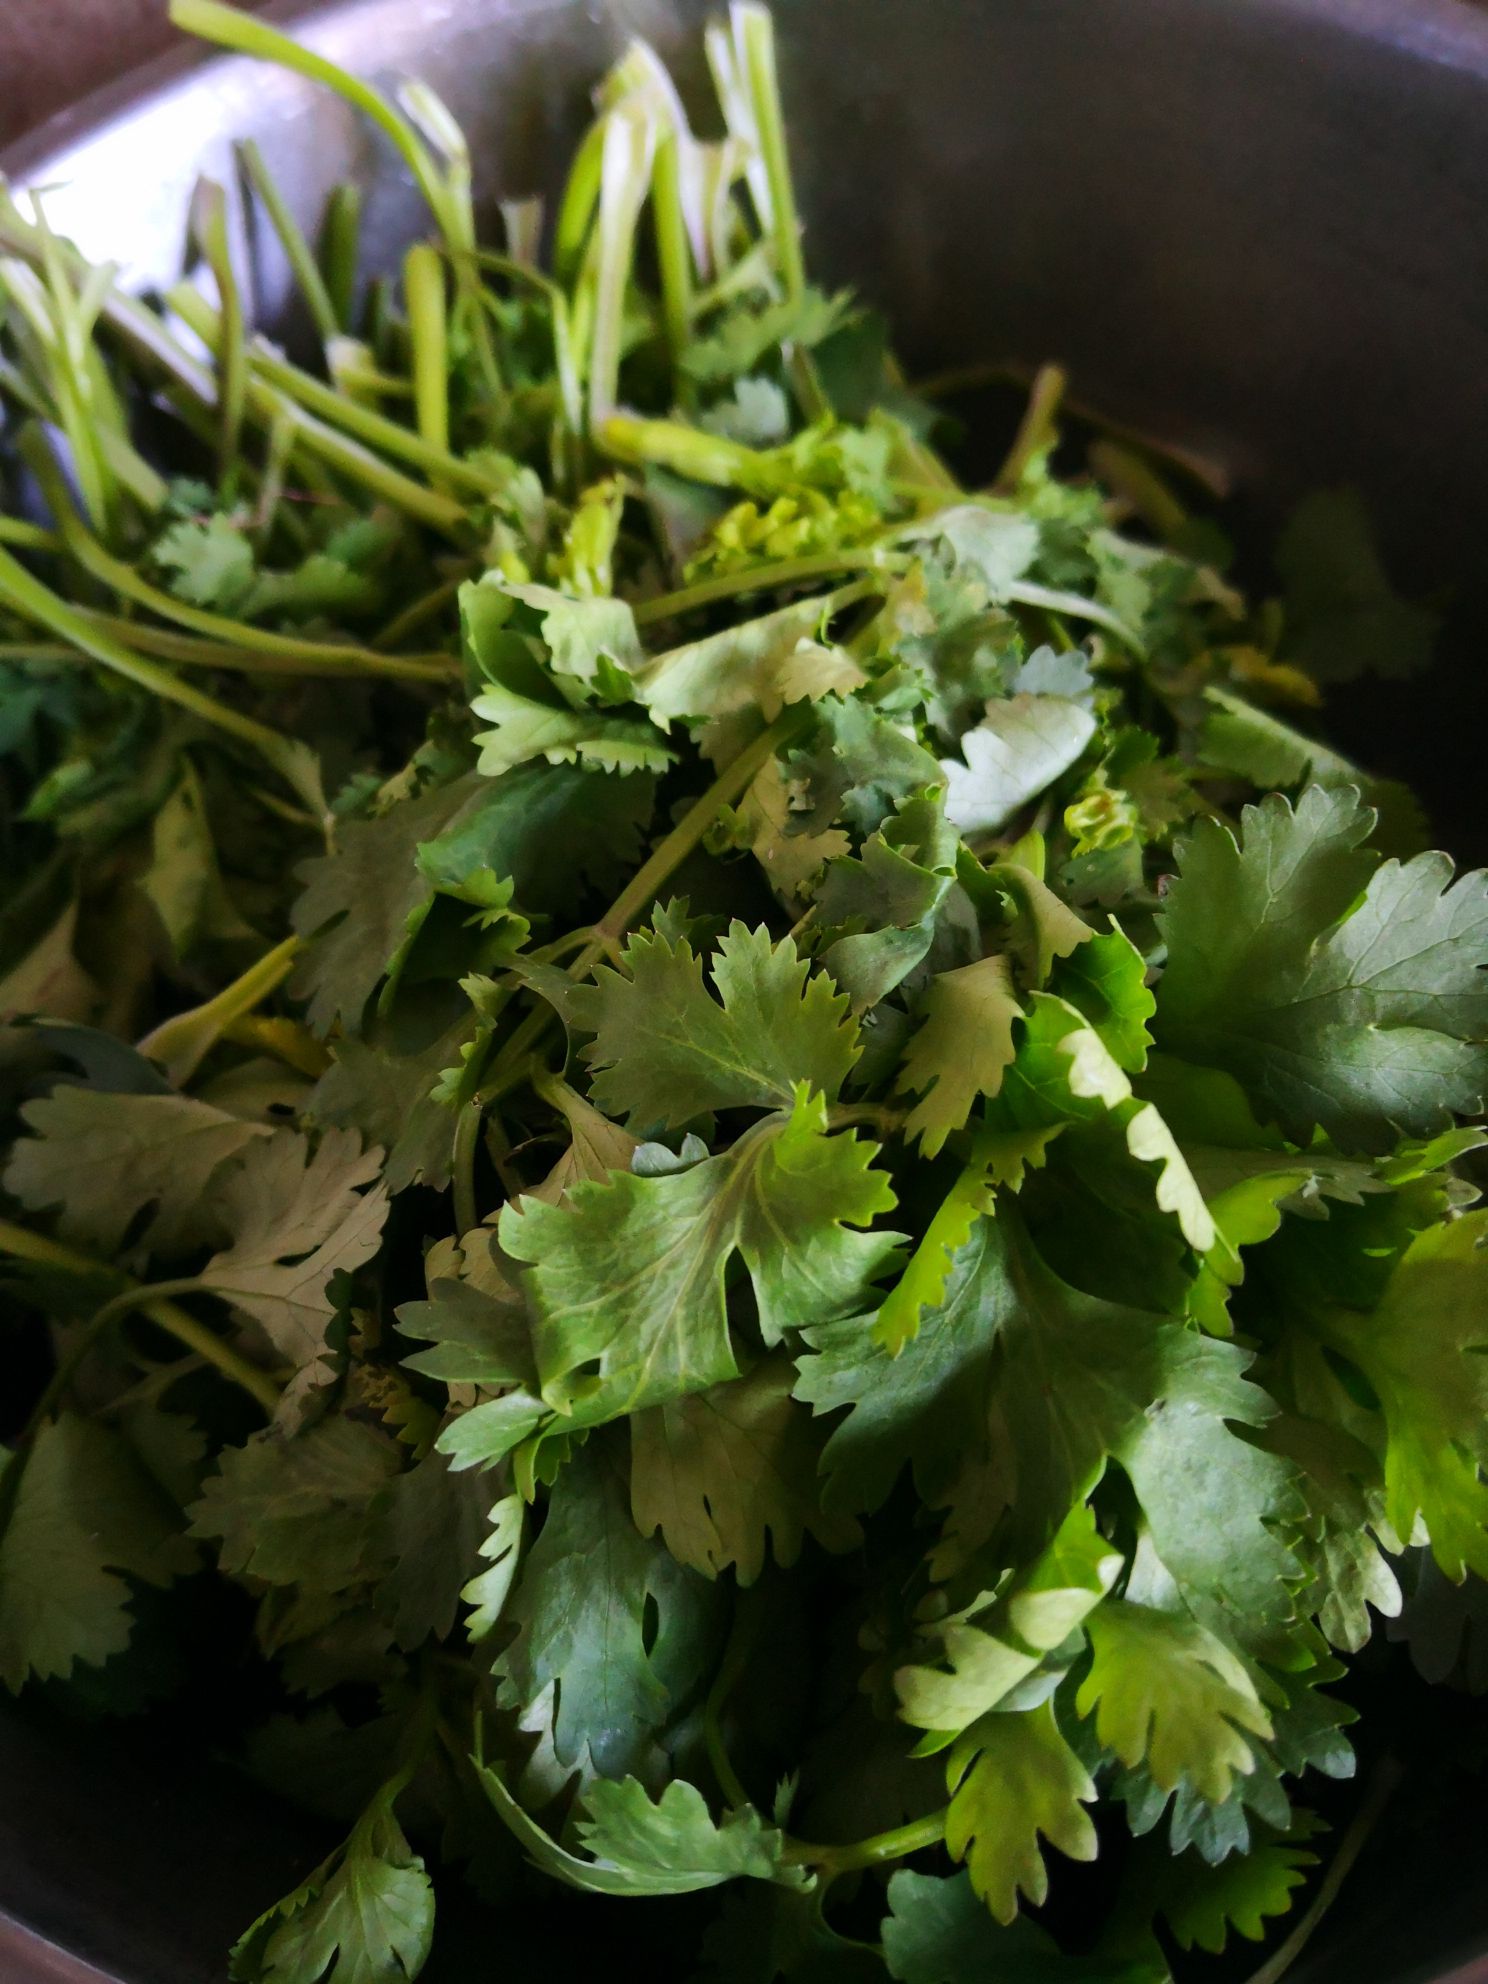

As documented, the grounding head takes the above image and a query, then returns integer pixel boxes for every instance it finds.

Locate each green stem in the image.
[784,1808,949,1876]
[1241,1760,1403,1984]
[451,1103,482,1238]
[24,430,448,679]
[320,183,362,332]
[0,1221,281,1417]
[703,1587,765,1809]
[0,540,317,803]
[737,5,805,303]
[652,129,694,363]
[576,710,804,968]
[0,517,60,552]
[190,178,248,489]
[1004,578,1143,655]
[238,138,340,346]
[170,1,460,245]
[169,283,495,502]
[992,360,1066,493]
[372,572,468,653]
[404,244,451,463]
[136,933,301,1086]
[74,606,453,684]
[633,555,886,627]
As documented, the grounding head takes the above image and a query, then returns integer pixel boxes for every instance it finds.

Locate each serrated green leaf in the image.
[944,1704,1097,1924]
[896,956,1023,1156]
[582,921,859,1132]
[501,1088,896,1422]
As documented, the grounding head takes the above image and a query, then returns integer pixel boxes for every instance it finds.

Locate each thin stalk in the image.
[169,284,497,499]
[652,129,694,362]
[784,1808,948,1876]
[553,117,607,284]
[0,1220,280,1417]
[372,571,468,652]
[170,1,460,245]
[633,553,887,626]
[136,933,302,1086]
[189,178,248,488]
[404,244,451,463]
[737,5,805,302]
[992,360,1066,492]
[0,518,58,552]
[451,1103,482,1238]
[237,137,340,347]
[586,112,657,428]
[1242,1760,1403,1984]
[25,431,451,678]
[0,542,317,802]
[73,608,453,683]
[574,709,804,968]
[320,183,362,332]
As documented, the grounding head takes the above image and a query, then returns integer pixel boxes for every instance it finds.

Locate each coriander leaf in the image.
[4,1085,269,1256]
[494,1440,711,1776]
[796,1216,1005,1517]
[477,1766,800,1896]
[940,696,1096,839]
[896,956,1024,1156]
[581,921,859,1131]
[896,1504,1120,1737]
[634,592,852,731]
[153,513,254,609]
[309,1015,476,1194]
[944,1703,1097,1924]
[229,1779,433,1984]
[471,678,675,778]
[293,766,655,1035]
[1277,486,1437,683]
[199,1129,389,1381]
[872,1142,997,1355]
[461,1494,524,1643]
[630,1352,859,1583]
[1154,784,1488,1153]
[530,1081,641,1202]
[0,1412,194,1690]
[501,1088,896,1422]
[882,1870,1158,1984]
[1319,1209,1488,1578]
[372,1450,490,1650]
[909,507,1041,601]
[816,789,969,1010]
[1050,927,1154,1074]
[1154,1818,1321,1954]
[188,1417,400,1590]
[1075,1602,1272,1801]
[499,579,644,686]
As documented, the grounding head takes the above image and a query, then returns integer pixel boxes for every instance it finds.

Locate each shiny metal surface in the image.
[3,3,1488,1980]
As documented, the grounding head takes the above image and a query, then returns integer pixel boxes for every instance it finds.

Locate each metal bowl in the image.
[4,3,1488,1979]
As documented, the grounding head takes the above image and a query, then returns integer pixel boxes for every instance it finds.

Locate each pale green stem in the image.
[404,243,451,464]
[238,137,340,346]
[0,1220,280,1417]
[136,933,301,1086]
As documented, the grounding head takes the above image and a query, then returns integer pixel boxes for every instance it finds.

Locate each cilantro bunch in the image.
[1,4,1485,1981]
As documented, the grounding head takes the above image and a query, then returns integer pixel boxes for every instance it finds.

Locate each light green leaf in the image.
[582,921,860,1132]
[1076,1601,1272,1801]
[501,1088,896,1422]
[896,1504,1120,1736]
[229,1779,433,1984]
[941,696,1097,838]
[631,1353,859,1582]
[896,956,1024,1156]
[944,1704,1097,1924]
